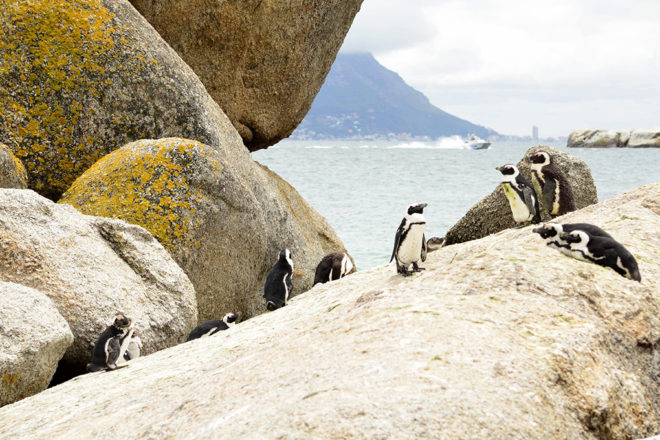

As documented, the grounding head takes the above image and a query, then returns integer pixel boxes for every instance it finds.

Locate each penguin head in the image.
[278,248,294,271]
[223,313,238,326]
[407,203,427,215]
[426,236,444,252]
[530,151,551,168]
[532,223,562,239]
[560,230,588,244]
[112,313,133,329]
[495,164,519,182]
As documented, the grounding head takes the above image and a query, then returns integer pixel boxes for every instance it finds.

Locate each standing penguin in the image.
[496,164,541,224]
[264,249,294,311]
[86,313,134,372]
[186,313,239,341]
[533,222,612,257]
[121,328,142,364]
[559,229,641,281]
[390,203,428,276]
[313,252,354,285]
[529,151,577,217]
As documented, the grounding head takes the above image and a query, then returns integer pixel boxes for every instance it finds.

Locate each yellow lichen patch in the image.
[60,138,214,253]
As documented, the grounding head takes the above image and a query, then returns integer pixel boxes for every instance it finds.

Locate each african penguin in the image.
[559,229,641,282]
[426,236,444,252]
[390,203,428,276]
[121,329,142,363]
[264,249,294,311]
[529,151,577,217]
[313,252,354,285]
[186,313,239,342]
[496,164,541,224]
[86,313,133,373]
[533,222,612,257]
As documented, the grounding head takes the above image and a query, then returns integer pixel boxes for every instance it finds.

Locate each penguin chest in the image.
[502,184,532,222]
[398,223,425,264]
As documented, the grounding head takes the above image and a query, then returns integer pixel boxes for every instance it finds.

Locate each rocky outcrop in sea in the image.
[1,183,658,438]
[568,129,660,148]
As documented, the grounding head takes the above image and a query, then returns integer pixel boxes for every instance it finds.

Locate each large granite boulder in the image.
[128,0,364,151]
[0,0,240,199]
[444,146,598,245]
[0,189,197,377]
[60,138,347,321]
[568,129,660,148]
[0,144,27,189]
[1,183,659,439]
[0,282,73,407]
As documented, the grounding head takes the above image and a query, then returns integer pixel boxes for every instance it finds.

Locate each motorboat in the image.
[465,134,491,150]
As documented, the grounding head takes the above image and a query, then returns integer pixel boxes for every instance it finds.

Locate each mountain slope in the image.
[293,52,495,140]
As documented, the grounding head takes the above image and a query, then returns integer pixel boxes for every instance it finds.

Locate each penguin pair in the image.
[496,164,541,224]
[391,203,428,276]
[529,151,576,217]
[186,313,239,341]
[533,223,641,282]
[313,252,354,285]
[87,313,142,372]
[264,249,294,311]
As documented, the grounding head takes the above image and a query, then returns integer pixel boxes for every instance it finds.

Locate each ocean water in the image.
[252,139,660,270]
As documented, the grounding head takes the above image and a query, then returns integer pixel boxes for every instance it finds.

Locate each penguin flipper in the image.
[390,218,406,263]
[541,177,557,214]
[522,186,540,223]
[420,233,428,262]
[106,336,122,368]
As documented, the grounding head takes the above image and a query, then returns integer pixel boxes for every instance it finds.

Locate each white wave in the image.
[304,145,332,149]
[386,136,470,150]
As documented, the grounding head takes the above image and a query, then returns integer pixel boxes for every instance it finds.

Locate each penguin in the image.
[426,236,444,253]
[264,249,294,311]
[121,328,142,363]
[186,313,239,342]
[532,222,612,257]
[529,151,577,217]
[559,229,641,282]
[390,203,428,276]
[496,164,541,224]
[86,313,133,372]
[313,252,354,285]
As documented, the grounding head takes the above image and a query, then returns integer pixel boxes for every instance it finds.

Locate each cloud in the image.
[338,0,660,136]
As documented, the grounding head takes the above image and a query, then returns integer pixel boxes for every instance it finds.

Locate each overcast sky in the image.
[341,0,660,137]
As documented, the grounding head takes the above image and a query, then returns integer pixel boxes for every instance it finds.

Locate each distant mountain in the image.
[292,52,495,140]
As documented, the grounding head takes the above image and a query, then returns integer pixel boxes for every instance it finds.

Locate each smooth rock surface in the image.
[0,0,241,199]
[0,189,197,375]
[1,183,658,439]
[0,282,73,407]
[445,146,598,245]
[0,143,27,189]
[568,129,660,148]
[60,138,347,321]
[128,0,364,151]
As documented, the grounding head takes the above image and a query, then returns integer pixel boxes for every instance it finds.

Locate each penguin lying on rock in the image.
[186,313,239,341]
[529,151,577,217]
[496,164,541,224]
[313,252,354,285]
[559,228,641,282]
[533,223,613,257]
[426,237,444,252]
[264,249,294,311]
[87,313,138,372]
[390,203,428,276]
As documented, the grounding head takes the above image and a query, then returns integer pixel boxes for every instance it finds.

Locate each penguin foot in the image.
[397,266,413,276]
[412,263,425,272]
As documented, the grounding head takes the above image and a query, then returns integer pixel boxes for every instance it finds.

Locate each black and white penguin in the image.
[86,313,133,372]
[496,164,541,224]
[532,222,612,257]
[426,236,444,253]
[264,249,294,311]
[529,151,577,217]
[313,252,354,285]
[186,313,239,342]
[559,229,641,282]
[121,328,142,363]
[390,203,428,276]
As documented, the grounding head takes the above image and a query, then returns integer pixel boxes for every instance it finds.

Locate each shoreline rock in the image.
[1,182,658,439]
[568,129,660,148]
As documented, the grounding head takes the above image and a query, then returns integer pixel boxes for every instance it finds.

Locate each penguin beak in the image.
[495,166,502,172]
[559,232,571,240]
[532,226,543,234]
[420,203,428,208]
